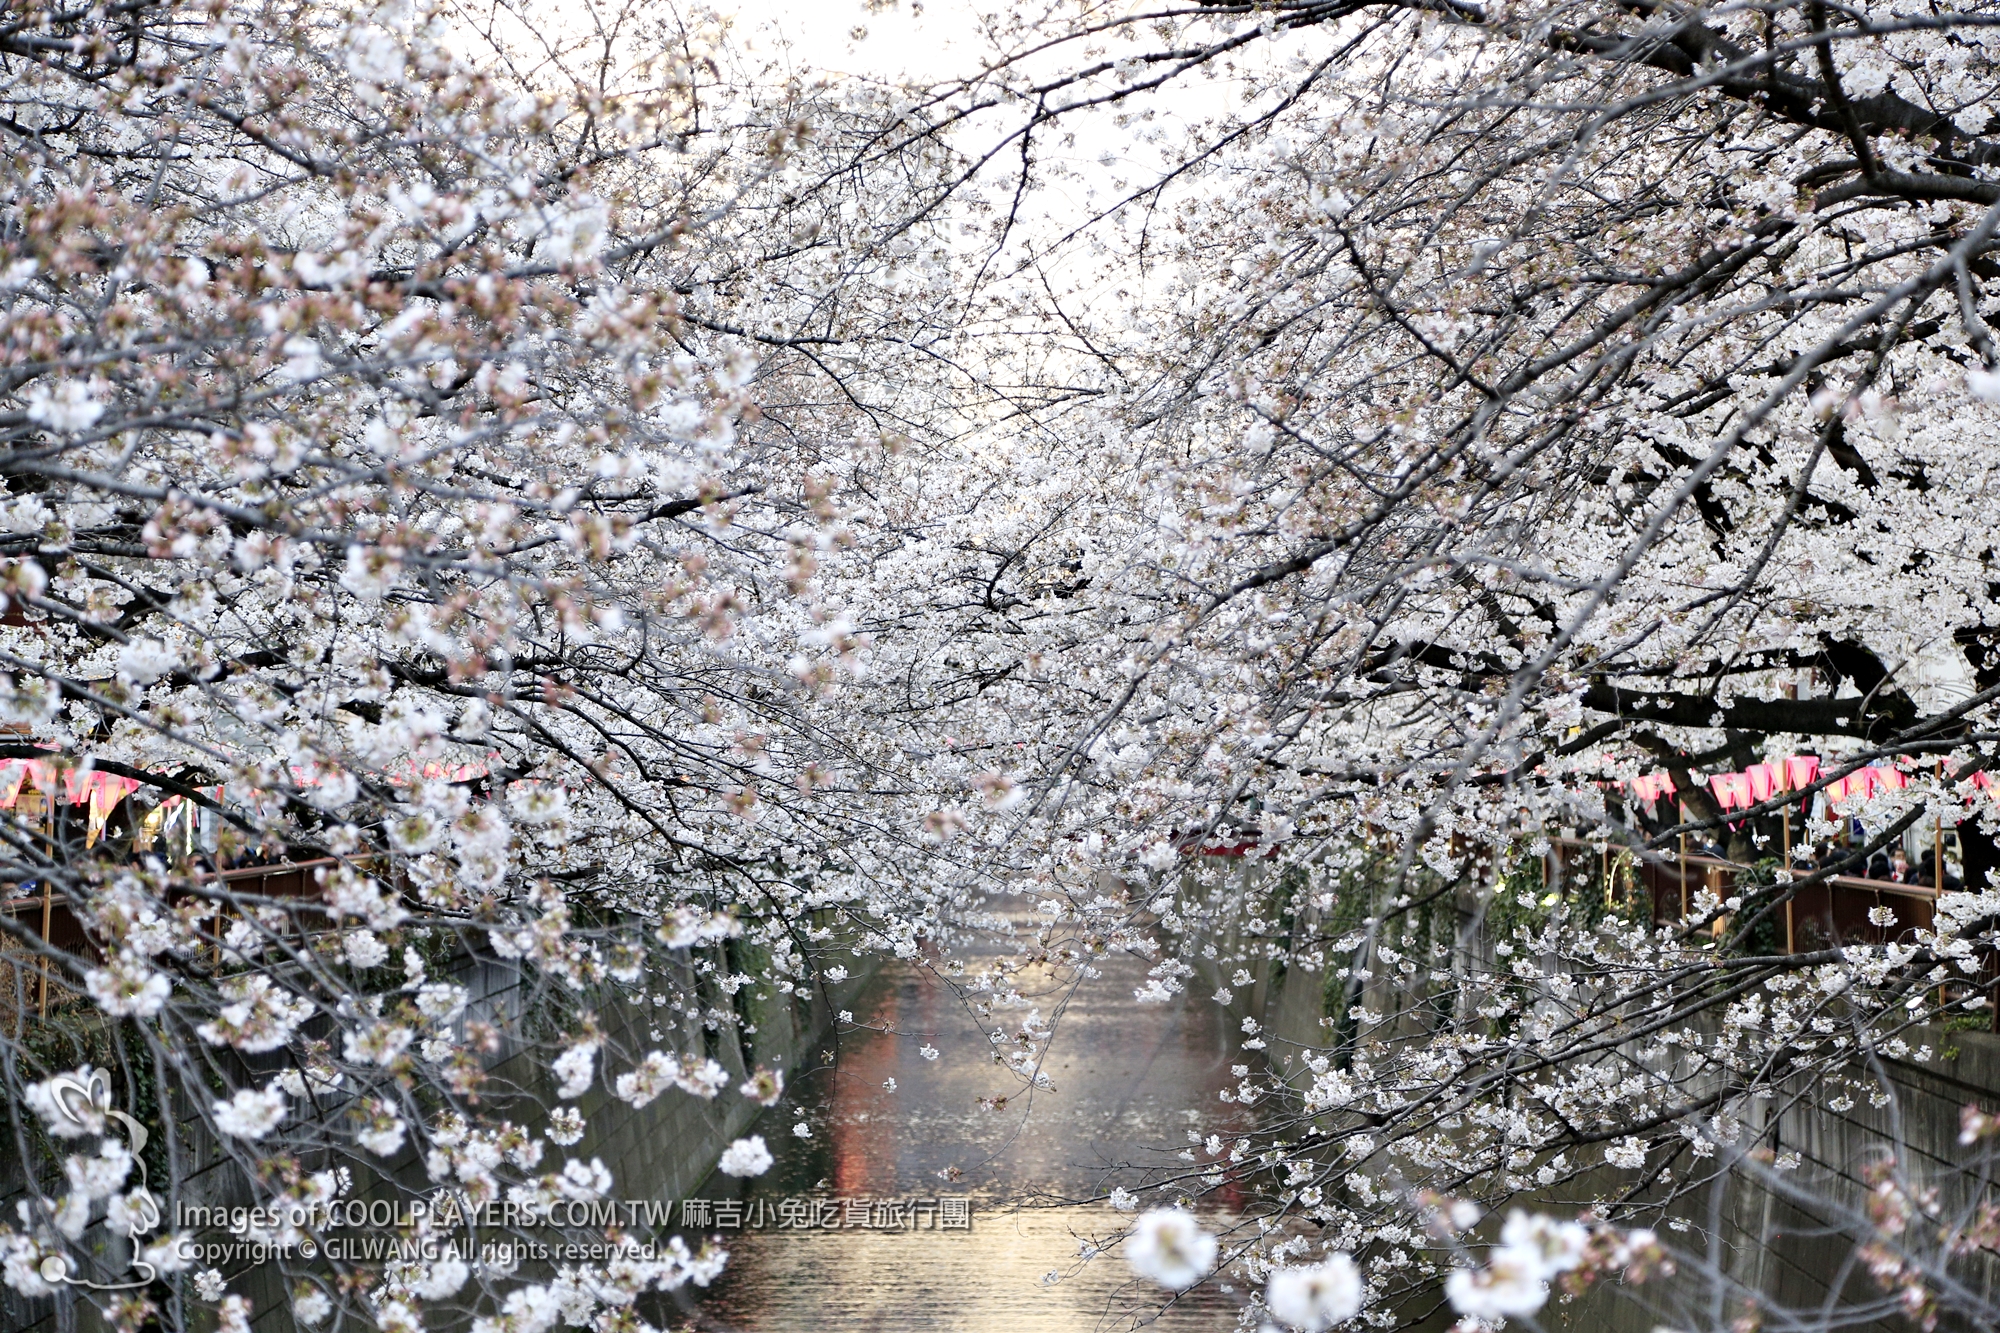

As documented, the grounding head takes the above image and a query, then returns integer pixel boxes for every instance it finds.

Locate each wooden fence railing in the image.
[0,859,341,1019]
[1542,837,1946,951]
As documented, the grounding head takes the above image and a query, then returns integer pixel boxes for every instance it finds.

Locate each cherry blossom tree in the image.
[0,3,976,1330]
[794,1,2000,1327]
[8,0,2000,1330]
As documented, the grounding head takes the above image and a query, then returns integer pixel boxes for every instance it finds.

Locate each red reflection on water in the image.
[1192,1008,1252,1215]
[827,977,906,1196]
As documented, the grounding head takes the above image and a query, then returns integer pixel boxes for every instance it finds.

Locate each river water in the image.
[673,940,1258,1331]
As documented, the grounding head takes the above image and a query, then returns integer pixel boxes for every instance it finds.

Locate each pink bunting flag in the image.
[0,759,26,807]
[85,774,140,847]
[1746,763,1776,802]
[1709,773,1749,811]
[1827,769,1883,802]
[91,774,139,819]
[22,759,56,802]
[1648,774,1669,801]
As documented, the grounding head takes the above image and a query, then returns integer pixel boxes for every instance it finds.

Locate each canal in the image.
[675,937,1256,1330]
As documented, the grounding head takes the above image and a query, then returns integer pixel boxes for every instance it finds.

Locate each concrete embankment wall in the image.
[3,934,872,1333]
[537,940,866,1227]
[1172,853,2000,1331]
[1683,1025,2000,1332]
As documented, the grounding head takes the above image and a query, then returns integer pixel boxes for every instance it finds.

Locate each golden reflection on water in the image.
[681,944,1259,1331]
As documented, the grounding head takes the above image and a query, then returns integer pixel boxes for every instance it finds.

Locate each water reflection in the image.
[680,941,1256,1331]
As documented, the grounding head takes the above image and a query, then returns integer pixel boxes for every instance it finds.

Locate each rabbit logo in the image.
[37,1068,163,1291]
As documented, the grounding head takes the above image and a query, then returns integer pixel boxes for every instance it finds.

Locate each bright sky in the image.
[725,0,987,85]
[470,0,1289,315]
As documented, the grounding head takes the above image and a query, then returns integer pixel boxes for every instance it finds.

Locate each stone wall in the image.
[2,936,874,1333]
